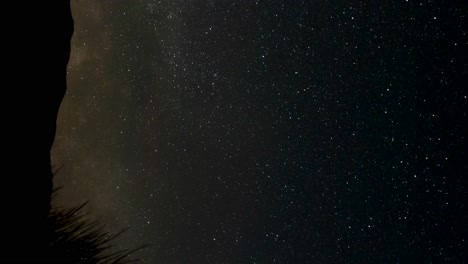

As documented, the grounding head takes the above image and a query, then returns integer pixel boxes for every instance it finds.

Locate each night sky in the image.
[52,1,466,263]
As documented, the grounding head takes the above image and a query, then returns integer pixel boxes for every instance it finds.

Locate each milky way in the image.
[52,1,466,263]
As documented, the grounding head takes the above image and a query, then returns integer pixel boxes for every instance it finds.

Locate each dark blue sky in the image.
[52,1,466,263]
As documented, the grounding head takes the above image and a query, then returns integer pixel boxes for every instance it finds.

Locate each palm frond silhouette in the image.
[43,189,146,263]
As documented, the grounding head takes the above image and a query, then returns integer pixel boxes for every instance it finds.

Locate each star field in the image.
[52,1,466,263]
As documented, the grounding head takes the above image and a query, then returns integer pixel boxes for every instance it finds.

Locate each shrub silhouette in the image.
[44,190,144,263]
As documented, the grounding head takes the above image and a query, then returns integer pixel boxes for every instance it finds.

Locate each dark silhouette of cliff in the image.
[1,1,140,262]
[2,1,73,260]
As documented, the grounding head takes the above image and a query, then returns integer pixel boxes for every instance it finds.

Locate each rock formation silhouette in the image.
[3,1,73,259]
[1,1,140,262]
